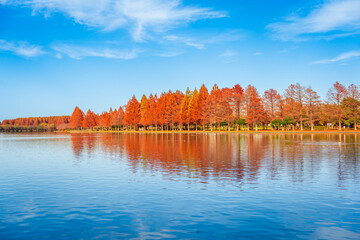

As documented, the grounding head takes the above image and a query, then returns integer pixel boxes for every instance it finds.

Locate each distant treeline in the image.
[0,116,70,132]
[1,82,359,131]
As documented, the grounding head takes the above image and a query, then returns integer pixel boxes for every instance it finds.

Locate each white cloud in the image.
[163,30,244,50]
[312,51,360,64]
[254,52,262,56]
[184,41,205,50]
[52,44,138,60]
[220,50,237,57]
[0,40,45,57]
[2,0,226,41]
[164,35,205,49]
[267,0,360,41]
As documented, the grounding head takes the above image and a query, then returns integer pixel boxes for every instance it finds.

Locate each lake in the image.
[0,133,359,239]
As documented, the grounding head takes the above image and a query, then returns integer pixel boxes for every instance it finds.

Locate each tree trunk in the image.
[339,119,342,131]
[355,115,357,130]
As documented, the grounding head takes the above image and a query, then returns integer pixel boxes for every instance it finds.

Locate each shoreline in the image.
[58,129,360,134]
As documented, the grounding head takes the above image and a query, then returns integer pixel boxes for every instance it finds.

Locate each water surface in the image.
[0,133,359,239]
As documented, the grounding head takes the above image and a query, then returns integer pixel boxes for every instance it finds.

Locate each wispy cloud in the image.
[312,51,360,64]
[267,0,360,41]
[1,0,226,41]
[52,44,138,60]
[254,52,262,56]
[153,50,184,57]
[164,35,205,49]
[0,40,45,57]
[220,50,237,57]
[163,30,244,50]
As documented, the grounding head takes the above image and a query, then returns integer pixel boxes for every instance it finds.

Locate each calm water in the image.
[0,133,359,240]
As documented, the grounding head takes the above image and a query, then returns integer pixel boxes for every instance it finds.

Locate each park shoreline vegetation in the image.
[1,82,360,133]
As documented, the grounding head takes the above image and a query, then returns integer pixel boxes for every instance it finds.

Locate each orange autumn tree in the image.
[98,111,112,129]
[193,84,209,131]
[327,82,348,130]
[111,107,125,129]
[124,95,141,130]
[174,90,184,128]
[188,88,198,130]
[293,83,306,131]
[205,84,232,130]
[139,94,148,128]
[263,88,281,125]
[222,87,234,131]
[69,106,84,129]
[245,85,267,130]
[156,92,167,130]
[304,87,321,131]
[231,84,244,129]
[164,91,179,130]
[343,84,360,130]
[179,88,192,130]
[283,84,297,127]
[82,110,97,129]
[144,94,157,130]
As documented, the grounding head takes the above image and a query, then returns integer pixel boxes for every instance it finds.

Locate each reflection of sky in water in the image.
[0,133,359,239]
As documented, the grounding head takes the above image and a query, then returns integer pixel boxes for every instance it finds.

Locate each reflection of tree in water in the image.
[70,133,99,159]
[245,134,266,182]
[70,133,359,186]
[336,134,360,187]
[281,134,306,183]
[70,134,85,159]
[85,134,97,157]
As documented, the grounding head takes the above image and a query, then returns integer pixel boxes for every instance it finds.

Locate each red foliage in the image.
[245,85,267,128]
[83,110,97,128]
[2,82,359,131]
[124,95,141,128]
[205,84,232,129]
[1,116,70,128]
[69,106,84,129]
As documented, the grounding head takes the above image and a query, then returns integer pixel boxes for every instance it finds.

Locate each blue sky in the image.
[1,0,360,120]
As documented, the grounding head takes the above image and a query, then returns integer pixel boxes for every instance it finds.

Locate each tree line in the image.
[0,116,70,132]
[1,82,359,131]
